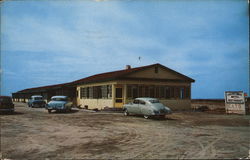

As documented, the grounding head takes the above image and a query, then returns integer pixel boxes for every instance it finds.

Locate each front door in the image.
[115,87,123,108]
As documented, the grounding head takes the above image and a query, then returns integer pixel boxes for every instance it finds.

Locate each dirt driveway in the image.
[1,102,249,159]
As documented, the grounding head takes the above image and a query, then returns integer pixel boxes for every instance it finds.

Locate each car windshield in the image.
[34,97,43,100]
[0,97,12,103]
[51,98,67,101]
[149,99,160,103]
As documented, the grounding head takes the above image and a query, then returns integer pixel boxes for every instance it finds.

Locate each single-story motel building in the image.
[12,63,195,110]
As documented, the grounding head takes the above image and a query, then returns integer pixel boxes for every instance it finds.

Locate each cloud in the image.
[1,1,164,75]
[1,0,248,97]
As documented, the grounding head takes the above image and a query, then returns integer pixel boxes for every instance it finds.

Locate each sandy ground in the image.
[1,102,249,159]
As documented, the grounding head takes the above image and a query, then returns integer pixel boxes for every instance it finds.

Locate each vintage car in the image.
[46,96,73,113]
[28,95,46,108]
[123,97,172,119]
[0,96,15,113]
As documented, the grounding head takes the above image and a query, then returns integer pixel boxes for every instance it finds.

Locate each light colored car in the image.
[123,97,172,119]
[28,95,46,108]
[46,96,73,113]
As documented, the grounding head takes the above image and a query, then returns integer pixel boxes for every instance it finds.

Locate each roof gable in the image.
[124,64,195,82]
[71,64,157,85]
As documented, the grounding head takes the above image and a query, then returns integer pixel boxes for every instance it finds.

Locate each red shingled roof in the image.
[16,63,195,93]
[17,82,73,93]
[71,63,155,84]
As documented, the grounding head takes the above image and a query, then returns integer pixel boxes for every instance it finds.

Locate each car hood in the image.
[151,103,171,111]
[33,100,45,102]
[48,101,67,105]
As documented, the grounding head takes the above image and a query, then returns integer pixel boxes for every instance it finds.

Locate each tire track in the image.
[195,136,222,159]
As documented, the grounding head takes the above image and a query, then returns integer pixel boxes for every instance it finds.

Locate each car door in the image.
[28,98,32,106]
[138,100,147,115]
[129,99,139,114]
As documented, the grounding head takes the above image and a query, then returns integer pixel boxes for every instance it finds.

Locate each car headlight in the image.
[153,110,159,114]
[166,109,172,114]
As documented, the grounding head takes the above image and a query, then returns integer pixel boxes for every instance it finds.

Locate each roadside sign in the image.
[244,93,248,97]
[225,91,246,115]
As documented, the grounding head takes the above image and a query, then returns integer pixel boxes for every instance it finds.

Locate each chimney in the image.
[126,65,131,70]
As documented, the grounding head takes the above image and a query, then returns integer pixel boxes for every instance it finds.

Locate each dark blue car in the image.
[0,96,14,113]
[28,95,46,108]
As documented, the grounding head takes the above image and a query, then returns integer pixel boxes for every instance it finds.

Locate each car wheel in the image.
[9,110,14,114]
[144,115,149,119]
[48,109,52,113]
[160,115,165,119]
[124,109,129,116]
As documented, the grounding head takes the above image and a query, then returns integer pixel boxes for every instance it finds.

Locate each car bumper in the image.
[153,111,172,116]
[0,108,14,112]
[153,113,166,116]
[47,107,69,110]
[33,104,46,107]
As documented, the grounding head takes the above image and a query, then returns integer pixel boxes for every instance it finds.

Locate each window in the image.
[86,87,89,98]
[126,84,191,99]
[34,97,43,100]
[145,86,149,97]
[116,99,123,103]
[159,86,165,98]
[108,85,112,98]
[98,86,102,98]
[170,87,175,98]
[165,87,170,98]
[155,86,160,98]
[128,85,139,98]
[80,87,84,99]
[89,87,93,99]
[138,86,143,97]
[149,99,160,103]
[174,87,180,98]
[96,86,102,98]
[127,85,132,98]
[101,85,108,98]
[80,87,88,99]
[51,97,67,101]
[93,86,102,99]
[133,99,139,104]
[185,86,190,99]
[180,87,184,99]
[100,85,112,99]
[132,86,138,98]
[0,97,12,103]
[116,88,122,98]
[81,85,112,99]
[93,87,98,98]
[149,86,155,97]
[155,66,158,73]
[139,100,146,105]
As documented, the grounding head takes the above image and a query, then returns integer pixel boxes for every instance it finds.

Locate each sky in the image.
[1,0,249,99]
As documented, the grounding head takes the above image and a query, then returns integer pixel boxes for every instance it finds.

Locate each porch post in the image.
[124,84,127,104]
[112,84,115,108]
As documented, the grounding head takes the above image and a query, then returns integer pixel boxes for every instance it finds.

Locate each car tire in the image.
[124,109,129,116]
[144,115,149,119]
[161,115,165,119]
[48,109,52,113]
